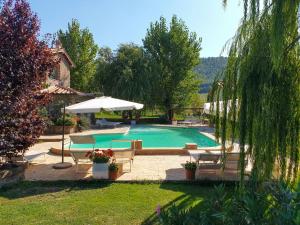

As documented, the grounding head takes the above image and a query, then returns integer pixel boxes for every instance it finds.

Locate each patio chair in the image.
[223,152,241,170]
[202,145,234,153]
[217,152,249,170]
[178,116,201,126]
[112,149,135,172]
[197,152,221,169]
[69,135,96,172]
[95,118,121,128]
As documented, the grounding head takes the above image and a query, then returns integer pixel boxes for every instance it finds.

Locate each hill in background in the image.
[195,57,227,93]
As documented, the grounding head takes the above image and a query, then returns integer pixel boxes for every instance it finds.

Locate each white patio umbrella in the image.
[65,96,144,113]
[53,97,143,169]
[203,100,238,115]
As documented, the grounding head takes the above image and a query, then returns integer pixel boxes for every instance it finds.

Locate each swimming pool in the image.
[69,125,219,149]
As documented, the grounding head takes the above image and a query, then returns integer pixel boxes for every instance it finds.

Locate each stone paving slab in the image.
[25,147,242,181]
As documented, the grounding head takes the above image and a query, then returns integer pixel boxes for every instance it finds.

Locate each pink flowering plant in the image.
[85,149,113,163]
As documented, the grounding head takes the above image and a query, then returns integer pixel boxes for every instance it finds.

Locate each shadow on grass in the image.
[141,182,236,225]
[0,180,113,199]
[0,179,236,201]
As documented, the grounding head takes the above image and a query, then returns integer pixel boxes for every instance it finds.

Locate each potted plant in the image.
[184,161,197,180]
[47,115,76,134]
[108,162,119,180]
[86,149,113,179]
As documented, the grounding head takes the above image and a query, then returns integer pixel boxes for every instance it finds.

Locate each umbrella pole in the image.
[61,103,66,163]
[53,102,72,169]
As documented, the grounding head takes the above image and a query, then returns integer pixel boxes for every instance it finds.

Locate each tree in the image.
[143,16,201,120]
[94,44,150,104]
[0,0,57,159]
[210,12,299,184]
[109,43,149,102]
[223,0,300,68]
[91,47,113,93]
[58,19,98,91]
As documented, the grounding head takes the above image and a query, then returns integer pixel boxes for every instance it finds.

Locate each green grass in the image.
[0,181,226,225]
[95,111,123,119]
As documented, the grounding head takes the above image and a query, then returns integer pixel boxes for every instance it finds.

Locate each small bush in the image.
[109,162,119,171]
[184,161,197,171]
[157,182,299,225]
[53,115,75,126]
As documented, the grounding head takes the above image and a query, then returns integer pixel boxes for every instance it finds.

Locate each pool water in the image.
[69,126,219,149]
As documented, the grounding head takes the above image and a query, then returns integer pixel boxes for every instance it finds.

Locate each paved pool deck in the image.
[25,125,246,181]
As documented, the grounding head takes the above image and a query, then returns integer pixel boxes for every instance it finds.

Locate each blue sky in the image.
[29,0,243,57]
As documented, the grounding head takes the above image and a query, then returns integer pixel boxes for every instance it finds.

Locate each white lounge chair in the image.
[196,152,221,169]
[69,135,96,172]
[178,116,201,126]
[223,152,241,170]
[188,146,240,169]
[112,149,135,172]
[198,152,244,170]
[95,118,121,128]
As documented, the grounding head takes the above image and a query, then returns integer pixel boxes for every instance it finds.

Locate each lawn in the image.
[0,181,226,225]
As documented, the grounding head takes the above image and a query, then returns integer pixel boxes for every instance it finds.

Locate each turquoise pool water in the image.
[69,126,219,149]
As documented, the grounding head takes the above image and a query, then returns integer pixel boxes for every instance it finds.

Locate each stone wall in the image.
[58,54,71,88]
[46,94,93,119]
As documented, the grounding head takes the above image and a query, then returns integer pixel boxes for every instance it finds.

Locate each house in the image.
[42,40,95,122]
[48,40,75,88]
[42,39,94,102]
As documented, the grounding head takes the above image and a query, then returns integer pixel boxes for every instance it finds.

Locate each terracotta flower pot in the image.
[46,125,76,134]
[109,170,118,180]
[185,169,196,180]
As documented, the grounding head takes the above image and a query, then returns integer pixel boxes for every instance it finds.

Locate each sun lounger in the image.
[69,135,96,172]
[178,116,201,126]
[223,152,241,170]
[188,148,243,170]
[188,150,220,165]
[95,118,121,128]
[198,145,234,152]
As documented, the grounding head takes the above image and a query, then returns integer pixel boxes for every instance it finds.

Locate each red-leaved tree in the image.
[0,0,57,159]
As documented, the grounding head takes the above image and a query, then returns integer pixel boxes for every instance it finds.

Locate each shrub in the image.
[157,182,299,225]
[53,115,75,126]
[109,162,118,172]
[38,107,53,127]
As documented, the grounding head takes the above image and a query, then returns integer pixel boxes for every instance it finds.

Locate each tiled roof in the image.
[41,85,93,96]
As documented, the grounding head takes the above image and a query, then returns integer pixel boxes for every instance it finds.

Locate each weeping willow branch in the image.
[211,5,300,184]
[224,0,300,67]
[285,35,300,54]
